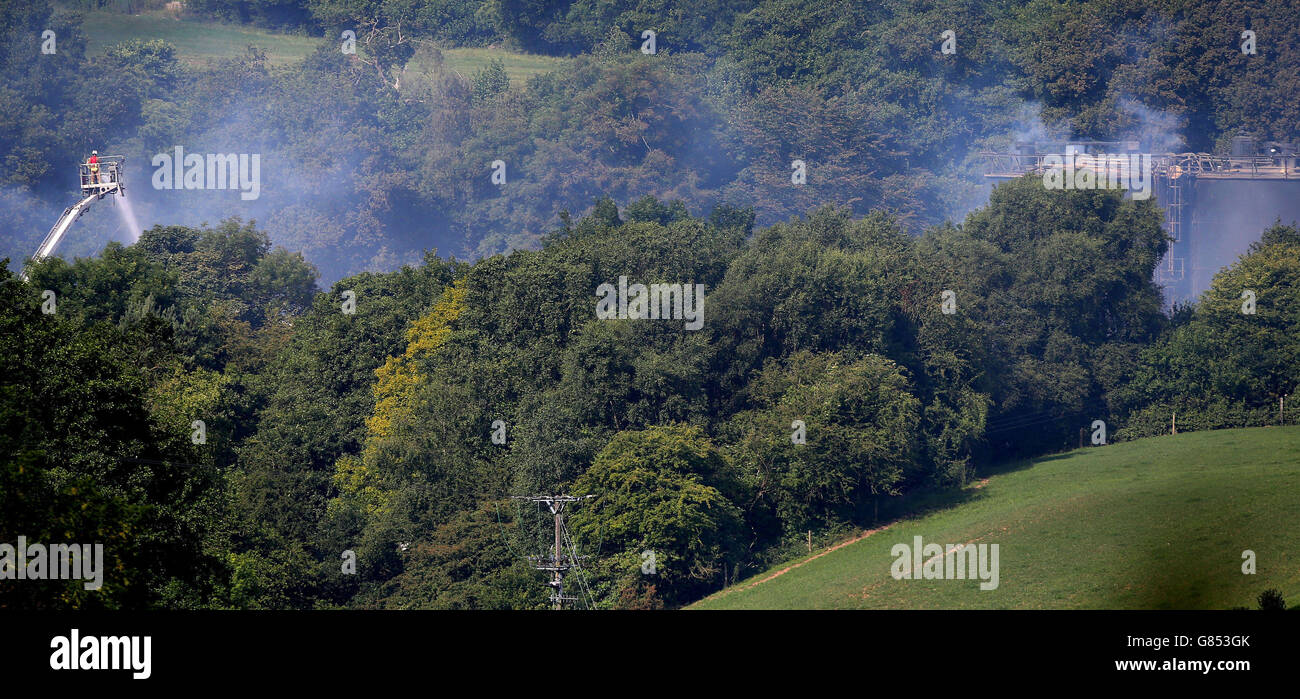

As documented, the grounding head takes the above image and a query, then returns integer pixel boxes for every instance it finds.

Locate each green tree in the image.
[724,351,921,538]
[568,425,747,608]
[1115,223,1300,438]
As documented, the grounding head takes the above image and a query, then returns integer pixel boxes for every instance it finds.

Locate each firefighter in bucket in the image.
[87,150,101,185]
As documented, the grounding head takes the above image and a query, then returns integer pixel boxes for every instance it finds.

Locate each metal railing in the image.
[980,152,1297,181]
[79,156,126,191]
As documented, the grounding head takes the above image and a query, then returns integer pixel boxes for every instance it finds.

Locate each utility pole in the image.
[512,494,593,610]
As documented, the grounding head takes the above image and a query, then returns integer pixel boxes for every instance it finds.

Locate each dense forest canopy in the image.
[2,0,1299,610]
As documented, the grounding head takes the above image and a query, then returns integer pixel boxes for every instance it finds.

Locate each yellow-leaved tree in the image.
[325,280,469,530]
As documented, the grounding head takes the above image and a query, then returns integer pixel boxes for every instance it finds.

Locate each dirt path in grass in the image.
[712,478,993,599]
[735,523,896,593]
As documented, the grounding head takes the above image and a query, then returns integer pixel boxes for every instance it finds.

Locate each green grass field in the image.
[80,10,320,66]
[694,426,1300,609]
[77,9,568,83]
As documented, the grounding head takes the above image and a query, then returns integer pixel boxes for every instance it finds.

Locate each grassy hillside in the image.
[695,426,1300,609]
[80,10,321,66]
[77,9,568,81]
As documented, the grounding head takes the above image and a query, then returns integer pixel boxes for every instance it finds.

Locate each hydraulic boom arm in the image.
[19,194,100,282]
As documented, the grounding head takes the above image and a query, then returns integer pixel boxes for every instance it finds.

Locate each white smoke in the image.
[1115,97,1186,153]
